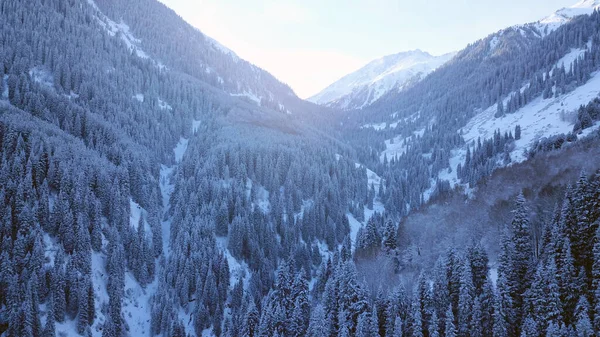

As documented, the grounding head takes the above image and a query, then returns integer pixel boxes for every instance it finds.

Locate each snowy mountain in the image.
[353,0,600,203]
[325,0,600,112]
[309,50,455,110]
[5,0,600,336]
[534,0,600,34]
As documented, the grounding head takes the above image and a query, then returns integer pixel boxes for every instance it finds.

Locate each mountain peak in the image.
[571,0,600,8]
[537,0,600,33]
[309,50,455,109]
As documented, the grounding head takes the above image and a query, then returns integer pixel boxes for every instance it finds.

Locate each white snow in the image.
[65,91,79,100]
[90,252,109,337]
[489,36,500,51]
[254,185,271,214]
[160,132,193,256]
[361,122,388,130]
[347,213,362,249]
[365,167,383,194]
[278,102,292,114]
[437,148,467,189]
[421,178,438,204]
[230,91,261,105]
[381,137,408,161]
[130,199,150,232]
[29,66,54,88]
[158,98,172,110]
[346,164,386,251]
[310,50,455,109]
[216,237,251,290]
[55,319,81,337]
[192,119,202,133]
[133,93,144,103]
[159,165,174,256]
[122,272,157,337]
[43,233,58,267]
[463,70,600,163]
[489,268,498,288]
[173,137,189,163]
[379,127,425,162]
[1,75,8,100]
[127,193,163,337]
[554,43,589,72]
[294,199,314,223]
[425,62,600,199]
[535,0,600,36]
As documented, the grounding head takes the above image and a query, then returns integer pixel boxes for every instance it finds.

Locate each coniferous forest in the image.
[4,0,600,336]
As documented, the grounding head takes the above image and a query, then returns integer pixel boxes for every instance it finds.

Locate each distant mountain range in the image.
[310,0,600,111]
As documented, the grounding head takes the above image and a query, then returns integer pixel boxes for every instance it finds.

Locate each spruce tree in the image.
[520,315,537,337]
[356,311,370,337]
[444,305,457,337]
[429,311,440,337]
[508,194,533,333]
[593,225,600,332]
[574,295,593,337]
[392,316,403,337]
[43,294,56,337]
[306,304,328,337]
[458,261,474,336]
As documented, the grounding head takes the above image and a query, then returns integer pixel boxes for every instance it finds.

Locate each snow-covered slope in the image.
[534,0,600,35]
[309,50,455,110]
[429,45,600,196]
[91,0,308,116]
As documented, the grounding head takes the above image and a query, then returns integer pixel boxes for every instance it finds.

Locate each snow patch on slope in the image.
[193,119,202,133]
[489,36,500,51]
[554,43,590,72]
[159,165,174,256]
[158,98,172,111]
[230,91,261,105]
[173,137,189,163]
[29,66,54,88]
[379,127,426,162]
[90,253,109,336]
[2,75,9,100]
[464,70,600,163]
[133,93,144,103]
[256,189,271,214]
[122,273,156,337]
[216,237,251,290]
[361,122,388,131]
[347,164,385,250]
[438,149,467,189]
[130,199,150,232]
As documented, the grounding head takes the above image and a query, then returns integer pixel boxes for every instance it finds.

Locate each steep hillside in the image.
[0,0,353,336]
[90,0,330,119]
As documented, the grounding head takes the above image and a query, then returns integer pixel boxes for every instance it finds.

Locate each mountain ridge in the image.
[309,49,455,110]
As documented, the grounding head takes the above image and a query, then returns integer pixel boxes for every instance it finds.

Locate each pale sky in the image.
[159,0,576,98]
